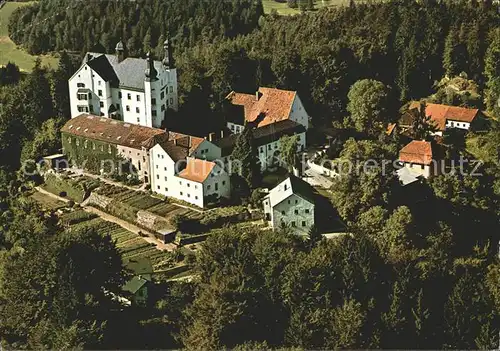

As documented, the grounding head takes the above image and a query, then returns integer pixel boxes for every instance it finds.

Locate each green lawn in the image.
[0,1,58,71]
[262,0,350,15]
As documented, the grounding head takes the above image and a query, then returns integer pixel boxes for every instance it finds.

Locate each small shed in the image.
[42,154,67,170]
[155,228,177,244]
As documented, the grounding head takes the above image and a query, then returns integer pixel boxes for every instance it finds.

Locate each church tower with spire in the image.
[161,36,178,114]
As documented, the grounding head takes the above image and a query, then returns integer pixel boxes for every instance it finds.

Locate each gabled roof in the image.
[178,158,217,183]
[267,175,315,208]
[61,114,166,150]
[408,102,479,131]
[155,139,190,163]
[214,120,306,157]
[399,140,433,165]
[168,132,205,155]
[226,87,297,128]
[82,52,166,91]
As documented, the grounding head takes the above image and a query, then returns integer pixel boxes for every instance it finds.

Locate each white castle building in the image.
[68,39,178,128]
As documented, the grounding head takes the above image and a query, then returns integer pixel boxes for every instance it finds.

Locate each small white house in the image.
[407,102,479,136]
[398,140,444,183]
[69,39,178,129]
[263,176,315,236]
[226,87,309,133]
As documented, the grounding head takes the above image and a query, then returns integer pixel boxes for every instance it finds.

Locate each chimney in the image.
[220,130,224,139]
[256,91,260,101]
[174,138,177,146]
[208,132,216,142]
[188,136,192,148]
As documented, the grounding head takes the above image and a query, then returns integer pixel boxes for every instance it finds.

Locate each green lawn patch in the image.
[30,191,66,210]
[0,2,59,71]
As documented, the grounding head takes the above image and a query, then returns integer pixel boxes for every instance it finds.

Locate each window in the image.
[77,93,88,100]
[126,105,130,112]
[305,209,310,214]
[98,90,102,97]
[260,147,263,153]
[67,137,71,144]
[170,98,173,105]
[207,185,211,190]
[187,194,191,198]
[180,191,183,195]
[274,144,278,149]
[231,125,235,131]
[215,183,218,191]
[164,167,167,171]
[156,175,159,179]
[161,91,165,99]
[137,117,140,123]
[187,183,190,187]
[98,81,101,86]
[157,185,160,190]
[179,181,182,185]
[75,139,79,146]
[136,107,140,113]
[116,104,120,109]
[77,82,85,88]
[281,211,285,215]
[165,187,168,192]
[194,185,198,189]
[152,110,157,117]
[294,209,298,215]
[161,105,165,111]
[127,93,131,100]
[295,200,298,204]
[88,93,92,100]
[118,92,122,99]
[291,221,296,227]
[268,145,271,150]
[195,196,198,200]
[92,142,96,150]
[302,221,306,227]
[136,95,140,101]
[222,181,226,185]
[84,140,88,149]
[288,200,290,204]
[169,86,173,93]
[164,176,167,181]
[108,145,112,154]
[100,145,104,152]
[100,101,104,108]
[152,98,156,105]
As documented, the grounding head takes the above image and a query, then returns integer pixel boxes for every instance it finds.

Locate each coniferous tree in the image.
[230,126,259,189]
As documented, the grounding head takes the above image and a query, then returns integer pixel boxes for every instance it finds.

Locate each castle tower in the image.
[161,36,178,113]
[144,52,161,128]
[115,41,125,63]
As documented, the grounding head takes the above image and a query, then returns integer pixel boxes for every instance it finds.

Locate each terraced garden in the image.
[64,213,175,271]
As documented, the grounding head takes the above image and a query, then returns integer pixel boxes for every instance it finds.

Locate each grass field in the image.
[262,0,350,15]
[30,191,66,210]
[0,1,58,71]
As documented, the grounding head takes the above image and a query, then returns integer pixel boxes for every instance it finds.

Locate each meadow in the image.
[0,1,58,71]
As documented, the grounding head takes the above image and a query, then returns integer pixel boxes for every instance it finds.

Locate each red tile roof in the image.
[168,132,205,155]
[409,102,479,131]
[399,140,433,165]
[61,114,166,150]
[226,87,297,128]
[178,158,216,183]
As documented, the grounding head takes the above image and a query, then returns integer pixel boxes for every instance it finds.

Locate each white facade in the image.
[190,139,222,161]
[69,48,178,129]
[149,144,230,208]
[445,119,471,131]
[256,131,306,170]
[263,177,315,236]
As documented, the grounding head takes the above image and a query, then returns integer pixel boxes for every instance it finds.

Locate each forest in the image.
[0,0,499,349]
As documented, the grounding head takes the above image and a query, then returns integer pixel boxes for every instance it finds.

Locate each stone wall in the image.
[81,192,113,208]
